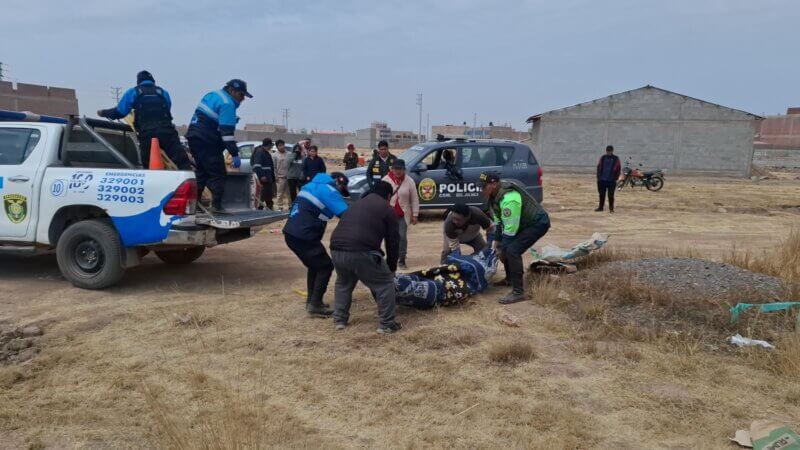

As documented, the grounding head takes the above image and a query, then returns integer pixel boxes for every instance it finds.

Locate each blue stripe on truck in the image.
[110,192,180,247]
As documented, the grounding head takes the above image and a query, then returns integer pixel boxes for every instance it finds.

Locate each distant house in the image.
[526,85,761,177]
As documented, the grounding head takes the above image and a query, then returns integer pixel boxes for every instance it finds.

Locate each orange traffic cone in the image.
[149,137,165,170]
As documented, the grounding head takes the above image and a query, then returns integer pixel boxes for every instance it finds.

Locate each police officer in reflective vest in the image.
[186,79,252,213]
[366,140,396,189]
[97,70,192,170]
[481,172,551,304]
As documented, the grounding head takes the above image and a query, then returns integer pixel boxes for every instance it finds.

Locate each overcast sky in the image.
[1,0,798,133]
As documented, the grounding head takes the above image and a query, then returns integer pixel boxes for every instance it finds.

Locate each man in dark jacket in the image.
[302,145,327,182]
[251,138,276,210]
[596,145,621,213]
[343,143,359,170]
[283,172,349,317]
[330,181,402,334]
[97,70,192,170]
[366,140,396,188]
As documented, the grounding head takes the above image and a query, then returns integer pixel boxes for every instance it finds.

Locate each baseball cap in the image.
[225,79,253,98]
[479,172,500,185]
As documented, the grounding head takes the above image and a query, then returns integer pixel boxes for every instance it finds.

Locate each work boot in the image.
[492,279,511,287]
[306,302,333,318]
[376,322,402,334]
[498,290,526,305]
[334,322,347,331]
[209,203,230,215]
[594,207,603,212]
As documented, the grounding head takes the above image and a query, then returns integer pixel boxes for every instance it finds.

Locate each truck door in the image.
[410,147,457,207]
[0,127,45,239]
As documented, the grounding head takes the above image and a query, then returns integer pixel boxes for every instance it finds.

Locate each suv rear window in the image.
[0,128,41,165]
[497,147,515,165]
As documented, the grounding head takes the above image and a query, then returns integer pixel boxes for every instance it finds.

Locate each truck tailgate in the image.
[195,210,288,229]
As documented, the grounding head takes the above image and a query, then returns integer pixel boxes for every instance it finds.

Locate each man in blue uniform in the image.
[283,172,349,317]
[97,70,192,170]
[186,79,252,213]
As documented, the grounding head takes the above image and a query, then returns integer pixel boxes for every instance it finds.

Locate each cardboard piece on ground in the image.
[732,421,800,450]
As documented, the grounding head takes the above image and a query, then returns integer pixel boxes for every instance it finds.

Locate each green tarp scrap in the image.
[729,302,800,324]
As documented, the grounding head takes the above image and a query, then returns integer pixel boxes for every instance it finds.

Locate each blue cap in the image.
[225,79,252,98]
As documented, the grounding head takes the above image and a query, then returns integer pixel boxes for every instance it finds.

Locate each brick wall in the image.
[0,81,79,119]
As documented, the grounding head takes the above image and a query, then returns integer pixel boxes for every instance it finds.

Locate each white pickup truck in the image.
[0,111,287,289]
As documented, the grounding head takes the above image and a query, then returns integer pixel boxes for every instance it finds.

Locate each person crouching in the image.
[283,172,350,317]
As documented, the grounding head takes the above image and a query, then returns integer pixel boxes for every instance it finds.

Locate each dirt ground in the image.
[1,172,799,449]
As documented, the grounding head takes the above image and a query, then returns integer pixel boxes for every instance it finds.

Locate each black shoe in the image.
[377,322,402,334]
[398,261,408,270]
[498,290,526,304]
[306,303,333,318]
[209,204,230,215]
[594,207,603,212]
[334,322,347,331]
[609,208,615,213]
[492,279,511,287]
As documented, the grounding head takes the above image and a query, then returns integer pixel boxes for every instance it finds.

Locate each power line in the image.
[110,86,122,103]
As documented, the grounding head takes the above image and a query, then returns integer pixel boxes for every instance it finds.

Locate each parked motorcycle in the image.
[617,158,665,191]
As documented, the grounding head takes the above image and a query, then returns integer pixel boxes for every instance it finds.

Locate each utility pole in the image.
[426,113,430,142]
[110,86,122,103]
[281,108,290,129]
[0,62,5,81]
[473,113,477,138]
[416,93,423,143]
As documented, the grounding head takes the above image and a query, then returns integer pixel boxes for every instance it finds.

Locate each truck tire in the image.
[155,247,205,264]
[56,219,125,290]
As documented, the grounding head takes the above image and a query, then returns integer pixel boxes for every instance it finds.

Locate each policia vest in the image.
[489,180,550,232]
[133,84,173,134]
[367,154,397,185]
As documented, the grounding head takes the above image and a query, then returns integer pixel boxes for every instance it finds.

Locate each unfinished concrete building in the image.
[527,86,761,177]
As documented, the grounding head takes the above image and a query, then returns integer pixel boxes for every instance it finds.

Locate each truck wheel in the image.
[56,219,125,290]
[155,247,205,264]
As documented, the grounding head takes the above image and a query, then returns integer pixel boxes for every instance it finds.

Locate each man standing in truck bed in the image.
[97,70,192,170]
[185,79,252,213]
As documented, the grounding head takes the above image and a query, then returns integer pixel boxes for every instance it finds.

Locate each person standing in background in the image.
[595,145,621,213]
[303,145,327,182]
[287,143,304,201]
[382,159,418,270]
[272,140,291,211]
[343,143,359,170]
[251,138,275,210]
[366,140,396,188]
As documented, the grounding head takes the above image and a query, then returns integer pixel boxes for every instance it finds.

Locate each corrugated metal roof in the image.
[525,85,762,123]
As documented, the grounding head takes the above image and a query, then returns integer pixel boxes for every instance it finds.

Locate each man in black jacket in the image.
[365,140,396,188]
[251,138,276,210]
[596,145,621,213]
[330,181,402,334]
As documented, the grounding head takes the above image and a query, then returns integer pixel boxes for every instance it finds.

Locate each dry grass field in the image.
[1,170,800,449]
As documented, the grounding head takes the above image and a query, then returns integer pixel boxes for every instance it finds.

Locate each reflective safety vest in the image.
[489,180,549,238]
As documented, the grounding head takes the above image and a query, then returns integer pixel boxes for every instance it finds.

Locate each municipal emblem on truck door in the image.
[3,194,28,224]
[418,178,437,201]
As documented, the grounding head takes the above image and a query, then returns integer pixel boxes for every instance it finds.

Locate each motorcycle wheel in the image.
[616,180,626,190]
[646,176,664,192]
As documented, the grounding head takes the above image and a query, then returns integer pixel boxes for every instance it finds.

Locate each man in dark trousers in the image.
[251,138,276,210]
[482,172,550,304]
[302,145,327,182]
[330,181,402,334]
[186,79,252,213]
[97,70,191,170]
[283,172,350,317]
[366,140,396,188]
[596,145,621,213]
